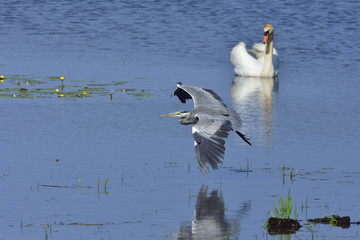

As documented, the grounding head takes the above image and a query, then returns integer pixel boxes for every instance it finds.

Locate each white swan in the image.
[230,24,279,77]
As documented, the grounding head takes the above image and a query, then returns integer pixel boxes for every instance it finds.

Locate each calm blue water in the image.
[0,0,360,239]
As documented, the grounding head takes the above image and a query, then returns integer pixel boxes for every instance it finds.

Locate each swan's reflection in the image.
[177,185,251,240]
[230,76,278,145]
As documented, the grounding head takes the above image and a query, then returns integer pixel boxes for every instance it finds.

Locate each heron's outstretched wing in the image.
[174,83,227,110]
[192,115,232,174]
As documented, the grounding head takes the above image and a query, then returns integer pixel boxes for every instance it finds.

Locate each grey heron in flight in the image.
[162,82,251,174]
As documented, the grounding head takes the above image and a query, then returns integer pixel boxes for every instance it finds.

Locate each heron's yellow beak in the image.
[161,113,177,117]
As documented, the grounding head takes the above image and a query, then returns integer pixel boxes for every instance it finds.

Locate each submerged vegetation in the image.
[0,74,157,100]
[282,164,295,184]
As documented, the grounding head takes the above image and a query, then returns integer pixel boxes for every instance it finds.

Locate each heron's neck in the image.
[179,113,198,125]
[261,33,274,77]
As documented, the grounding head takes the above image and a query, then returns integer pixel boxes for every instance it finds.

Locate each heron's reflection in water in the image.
[177,185,251,240]
[230,76,278,145]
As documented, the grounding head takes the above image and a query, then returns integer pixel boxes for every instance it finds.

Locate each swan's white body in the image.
[230,24,279,77]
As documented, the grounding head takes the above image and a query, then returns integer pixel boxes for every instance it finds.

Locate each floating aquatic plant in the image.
[0,74,156,100]
[103,179,109,190]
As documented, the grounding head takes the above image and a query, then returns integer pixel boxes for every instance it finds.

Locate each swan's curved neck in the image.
[261,32,274,77]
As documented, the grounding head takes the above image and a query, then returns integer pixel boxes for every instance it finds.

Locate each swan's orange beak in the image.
[263,32,269,43]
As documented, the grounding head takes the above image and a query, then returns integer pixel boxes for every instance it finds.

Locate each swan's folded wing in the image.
[231,42,262,76]
[251,43,266,59]
[251,43,279,58]
[251,43,280,75]
[273,52,280,75]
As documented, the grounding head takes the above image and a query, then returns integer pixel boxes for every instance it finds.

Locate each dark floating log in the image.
[267,217,301,234]
[307,215,351,228]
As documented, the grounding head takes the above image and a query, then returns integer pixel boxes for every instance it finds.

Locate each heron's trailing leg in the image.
[235,131,252,146]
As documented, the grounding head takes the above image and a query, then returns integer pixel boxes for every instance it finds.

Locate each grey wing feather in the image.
[192,116,232,174]
[202,88,223,102]
[176,84,227,109]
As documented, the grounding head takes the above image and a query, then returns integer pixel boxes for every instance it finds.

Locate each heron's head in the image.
[161,110,190,118]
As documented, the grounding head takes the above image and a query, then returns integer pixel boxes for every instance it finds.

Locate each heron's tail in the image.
[235,131,252,146]
[228,109,242,131]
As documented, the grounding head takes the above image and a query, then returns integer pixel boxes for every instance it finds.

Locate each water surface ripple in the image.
[0,0,359,239]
